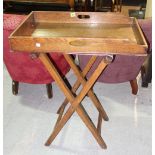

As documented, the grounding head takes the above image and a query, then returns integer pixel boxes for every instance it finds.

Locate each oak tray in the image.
[9,11,148,56]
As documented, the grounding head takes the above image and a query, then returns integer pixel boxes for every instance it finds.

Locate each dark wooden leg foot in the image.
[46,83,53,99]
[12,80,19,95]
[141,54,152,87]
[130,79,138,95]
[141,66,148,87]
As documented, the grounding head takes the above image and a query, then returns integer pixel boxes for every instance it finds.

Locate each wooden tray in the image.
[9,11,148,56]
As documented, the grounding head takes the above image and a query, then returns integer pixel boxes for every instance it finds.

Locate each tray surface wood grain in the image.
[9,11,148,56]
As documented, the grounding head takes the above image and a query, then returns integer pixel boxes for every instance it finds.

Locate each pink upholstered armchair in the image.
[3,14,70,98]
[78,19,151,95]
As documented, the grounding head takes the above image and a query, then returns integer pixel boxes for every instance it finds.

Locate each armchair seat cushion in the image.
[3,14,26,31]
[79,55,145,83]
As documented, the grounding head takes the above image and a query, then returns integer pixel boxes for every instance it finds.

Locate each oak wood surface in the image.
[32,23,136,41]
[9,11,148,56]
[9,37,147,55]
[33,11,132,24]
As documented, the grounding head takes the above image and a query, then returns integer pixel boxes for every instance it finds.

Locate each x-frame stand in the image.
[39,53,113,149]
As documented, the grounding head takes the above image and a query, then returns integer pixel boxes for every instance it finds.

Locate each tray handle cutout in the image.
[77,14,90,19]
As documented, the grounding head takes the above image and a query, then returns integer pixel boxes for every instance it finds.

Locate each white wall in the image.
[145,0,152,18]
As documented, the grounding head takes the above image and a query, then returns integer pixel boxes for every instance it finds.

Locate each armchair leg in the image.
[46,83,53,99]
[130,79,138,95]
[141,54,152,87]
[12,80,19,95]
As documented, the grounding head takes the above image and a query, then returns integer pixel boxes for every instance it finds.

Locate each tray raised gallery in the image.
[9,11,148,56]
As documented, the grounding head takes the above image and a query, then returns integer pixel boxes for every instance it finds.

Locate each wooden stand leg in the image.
[57,98,68,114]
[54,101,67,129]
[46,83,53,99]
[141,54,152,87]
[130,79,138,95]
[57,56,97,114]
[97,113,102,135]
[12,80,19,95]
[39,53,109,149]
[64,54,109,121]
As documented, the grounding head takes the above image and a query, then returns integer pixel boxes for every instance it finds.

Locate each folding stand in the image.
[39,53,113,149]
